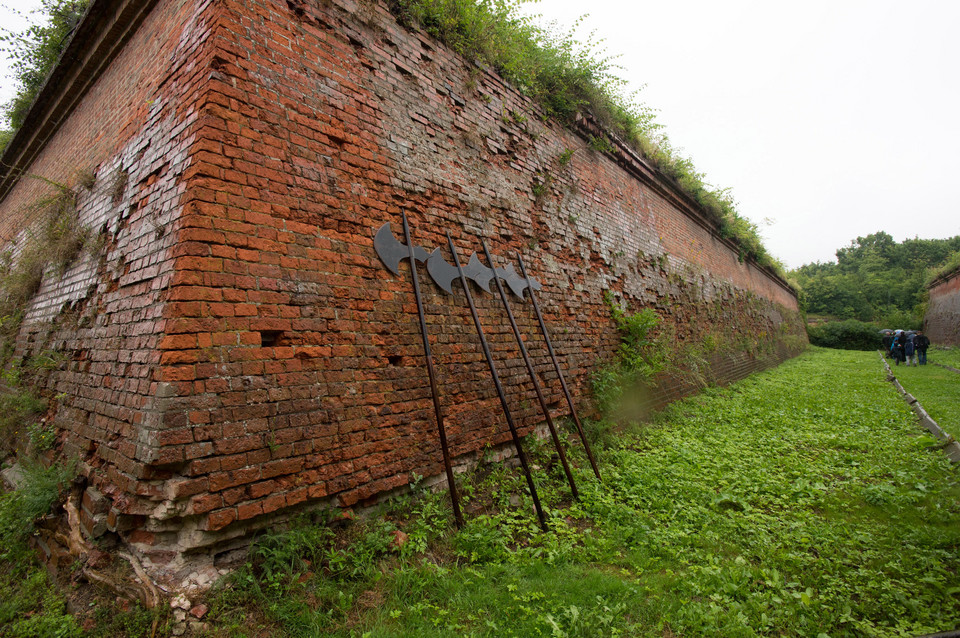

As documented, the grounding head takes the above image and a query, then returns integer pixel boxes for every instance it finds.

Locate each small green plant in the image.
[588,134,614,153]
[557,148,575,166]
[0,457,75,557]
[109,167,128,204]
[531,179,547,200]
[26,420,56,452]
[591,291,663,418]
[75,168,96,190]
[0,384,48,454]
[0,351,66,454]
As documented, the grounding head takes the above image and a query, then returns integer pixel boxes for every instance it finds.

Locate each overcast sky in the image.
[3,0,958,269]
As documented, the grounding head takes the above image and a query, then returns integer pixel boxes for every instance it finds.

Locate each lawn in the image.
[929,346,960,370]
[1,347,958,637]
[892,357,960,441]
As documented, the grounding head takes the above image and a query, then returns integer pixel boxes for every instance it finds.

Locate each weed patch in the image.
[590,291,662,422]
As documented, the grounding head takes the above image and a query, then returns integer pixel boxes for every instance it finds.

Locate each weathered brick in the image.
[204,508,238,531]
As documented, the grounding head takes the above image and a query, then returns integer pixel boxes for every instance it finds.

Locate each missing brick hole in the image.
[260,331,284,347]
[210,55,228,72]
[387,355,402,366]
[286,0,306,18]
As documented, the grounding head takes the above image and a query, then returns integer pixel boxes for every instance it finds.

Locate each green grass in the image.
[200,347,959,637]
[930,346,960,370]
[893,359,960,441]
[0,459,82,638]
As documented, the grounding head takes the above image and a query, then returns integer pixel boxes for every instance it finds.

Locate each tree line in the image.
[791,231,960,328]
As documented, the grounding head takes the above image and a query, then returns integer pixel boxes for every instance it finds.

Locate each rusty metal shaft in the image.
[516,253,601,481]
[480,240,579,501]
[402,212,464,529]
[446,232,548,531]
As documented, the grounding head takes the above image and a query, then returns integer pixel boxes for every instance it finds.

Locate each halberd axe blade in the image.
[374,222,429,275]
[495,262,528,299]
[462,253,494,292]
[427,248,459,294]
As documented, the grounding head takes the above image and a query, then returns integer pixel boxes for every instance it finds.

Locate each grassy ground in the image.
[1,347,958,637]
[892,355,960,441]
[204,347,959,637]
[929,346,960,370]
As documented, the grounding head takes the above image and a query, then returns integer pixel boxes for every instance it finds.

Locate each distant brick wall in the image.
[0,0,804,581]
[926,269,960,346]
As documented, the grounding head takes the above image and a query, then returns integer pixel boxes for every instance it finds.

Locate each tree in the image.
[791,232,960,325]
[0,0,90,139]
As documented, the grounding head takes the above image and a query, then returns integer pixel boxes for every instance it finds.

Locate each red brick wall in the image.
[0,0,804,577]
[926,270,960,346]
[0,0,222,573]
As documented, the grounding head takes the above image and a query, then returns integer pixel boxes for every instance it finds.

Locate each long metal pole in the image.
[516,253,602,481]
[479,239,579,501]
[446,232,548,531]
[402,212,464,529]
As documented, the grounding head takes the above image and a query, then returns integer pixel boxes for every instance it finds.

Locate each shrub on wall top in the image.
[388,0,787,279]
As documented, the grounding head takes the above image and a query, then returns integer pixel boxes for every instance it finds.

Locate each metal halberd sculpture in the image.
[372,217,600,531]
[374,222,542,298]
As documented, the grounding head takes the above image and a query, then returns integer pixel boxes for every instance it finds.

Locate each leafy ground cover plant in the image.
[193,347,959,637]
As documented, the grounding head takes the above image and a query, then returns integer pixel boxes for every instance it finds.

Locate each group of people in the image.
[883,329,930,366]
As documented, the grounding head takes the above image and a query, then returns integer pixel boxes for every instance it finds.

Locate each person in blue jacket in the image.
[893,330,907,365]
[904,331,917,366]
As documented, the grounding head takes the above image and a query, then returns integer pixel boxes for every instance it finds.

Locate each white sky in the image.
[3,0,959,269]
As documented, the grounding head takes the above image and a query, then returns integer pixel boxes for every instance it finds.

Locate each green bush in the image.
[806,320,881,351]
[591,292,662,419]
